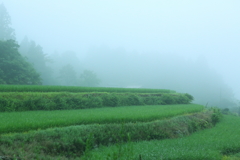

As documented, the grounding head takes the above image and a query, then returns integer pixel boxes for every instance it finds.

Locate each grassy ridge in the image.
[0,85,175,93]
[88,115,240,160]
[0,104,203,134]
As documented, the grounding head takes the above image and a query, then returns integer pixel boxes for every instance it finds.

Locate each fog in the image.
[1,0,240,106]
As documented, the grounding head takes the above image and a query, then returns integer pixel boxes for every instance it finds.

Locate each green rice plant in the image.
[0,111,212,159]
[87,115,240,160]
[0,85,176,93]
[0,104,203,134]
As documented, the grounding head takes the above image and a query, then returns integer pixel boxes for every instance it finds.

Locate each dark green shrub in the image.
[77,97,90,109]
[22,97,47,111]
[176,95,190,104]
[53,95,67,110]
[0,97,10,111]
[42,100,56,110]
[143,96,161,105]
[210,108,223,125]
[0,97,22,112]
[87,96,103,108]
[185,93,194,102]
[161,94,176,104]
[221,108,230,115]
[118,94,128,105]
[221,146,240,155]
[66,96,89,109]
[102,93,119,107]
[127,94,143,105]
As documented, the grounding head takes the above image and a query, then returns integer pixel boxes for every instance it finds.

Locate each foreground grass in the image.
[86,115,240,160]
[0,111,214,159]
[0,104,203,134]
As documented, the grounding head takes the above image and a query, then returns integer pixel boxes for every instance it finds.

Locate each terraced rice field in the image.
[0,104,202,134]
[85,115,240,160]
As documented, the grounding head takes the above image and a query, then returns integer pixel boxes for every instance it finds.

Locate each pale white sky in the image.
[1,0,240,99]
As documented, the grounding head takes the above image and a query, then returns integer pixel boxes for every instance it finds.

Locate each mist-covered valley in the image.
[17,38,236,108]
[2,2,240,159]
[0,1,239,109]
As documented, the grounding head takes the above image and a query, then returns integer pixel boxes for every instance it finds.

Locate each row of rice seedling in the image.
[0,111,214,159]
[0,104,203,134]
[87,115,240,160]
[0,85,176,93]
[0,92,193,112]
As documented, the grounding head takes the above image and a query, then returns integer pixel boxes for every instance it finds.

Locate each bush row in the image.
[0,111,217,159]
[0,92,194,112]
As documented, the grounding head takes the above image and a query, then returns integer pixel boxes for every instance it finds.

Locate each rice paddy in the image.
[0,85,175,93]
[85,115,240,160]
[0,85,238,160]
[0,104,202,134]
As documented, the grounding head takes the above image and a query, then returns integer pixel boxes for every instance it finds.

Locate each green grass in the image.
[0,104,203,134]
[86,115,240,160]
[0,111,213,159]
[0,85,175,93]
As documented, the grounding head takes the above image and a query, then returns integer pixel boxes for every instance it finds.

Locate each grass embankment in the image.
[0,85,194,112]
[0,109,214,159]
[0,92,193,112]
[0,104,202,134]
[87,115,240,160]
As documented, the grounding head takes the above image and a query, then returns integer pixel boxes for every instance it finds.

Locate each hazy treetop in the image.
[0,3,15,40]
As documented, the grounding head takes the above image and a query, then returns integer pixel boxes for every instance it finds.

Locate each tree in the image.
[79,70,100,87]
[0,40,41,84]
[0,3,15,41]
[58,64,77,86]
[19,37,54,85]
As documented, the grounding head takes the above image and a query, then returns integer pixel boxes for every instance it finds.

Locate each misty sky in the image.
[1,0,240,99]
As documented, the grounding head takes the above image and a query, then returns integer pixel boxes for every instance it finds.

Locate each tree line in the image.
[0,3,100,86]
